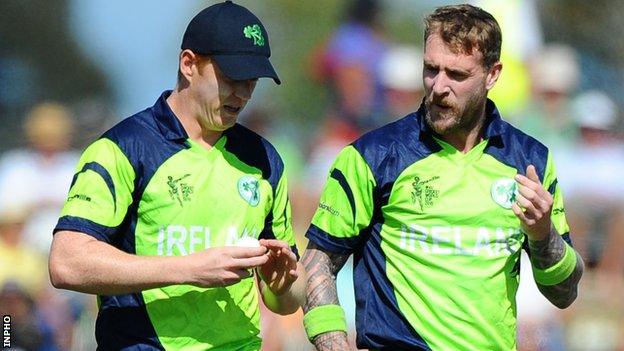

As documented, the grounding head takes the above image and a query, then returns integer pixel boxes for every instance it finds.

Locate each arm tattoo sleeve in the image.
[301,242,351,350]
[528,228,584,309]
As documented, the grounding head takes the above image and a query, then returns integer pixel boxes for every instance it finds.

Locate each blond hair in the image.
[424,4,501,68]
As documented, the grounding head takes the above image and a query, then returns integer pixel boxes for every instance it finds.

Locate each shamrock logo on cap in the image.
[243,24,265,46]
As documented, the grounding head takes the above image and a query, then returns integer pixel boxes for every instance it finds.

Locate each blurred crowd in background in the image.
[1,0,623,350]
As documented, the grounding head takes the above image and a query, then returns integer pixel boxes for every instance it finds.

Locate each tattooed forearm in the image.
[528,228,584,309]
[301,242,351,351]
[534,253,583,308]
[312,331,350,351]
[528,227,566,269]
[301,242,350,310]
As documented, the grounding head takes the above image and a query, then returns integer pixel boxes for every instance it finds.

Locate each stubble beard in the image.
[425,91,486,136]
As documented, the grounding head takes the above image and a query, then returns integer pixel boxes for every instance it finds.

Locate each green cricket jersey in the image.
[306,100,571,351]
[55,91,297,350]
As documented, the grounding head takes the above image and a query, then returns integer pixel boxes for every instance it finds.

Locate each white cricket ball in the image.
[235,236,260,248]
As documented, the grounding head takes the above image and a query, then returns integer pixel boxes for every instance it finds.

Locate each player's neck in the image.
[439,106,487,153]
[441,127,484,153]
[167,89,222,149]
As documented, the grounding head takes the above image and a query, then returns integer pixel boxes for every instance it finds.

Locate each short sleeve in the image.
[55,138,136,243]
[306,145,377,254]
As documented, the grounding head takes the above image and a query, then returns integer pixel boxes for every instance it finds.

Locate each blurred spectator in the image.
[0,102,90,350]
[0,282,58,351]
[557,90,624,273]
[0,202,87,350]
[308,0,388,132]
[551,90,624,351]
[304,0,389,197]
[0,102,79,254]
[511,43,580,151]
[303,0,387,206]
[0,206,47,298]
[379,44,424,119]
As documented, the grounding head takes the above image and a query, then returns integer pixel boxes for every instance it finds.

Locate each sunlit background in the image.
[0,0,623,350]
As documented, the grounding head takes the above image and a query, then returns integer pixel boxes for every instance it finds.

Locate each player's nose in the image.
[431,73,451,96]
[233,79,256,101]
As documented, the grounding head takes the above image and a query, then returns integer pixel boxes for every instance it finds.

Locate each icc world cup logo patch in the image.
[411,175,440,212]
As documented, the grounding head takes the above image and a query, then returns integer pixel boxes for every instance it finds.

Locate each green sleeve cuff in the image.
[303,304,347,341]
[532,242,577,286]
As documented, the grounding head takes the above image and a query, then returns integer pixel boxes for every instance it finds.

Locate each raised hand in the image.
[257,239,299,296]
[186,246,269,288]
[512,165,553,241]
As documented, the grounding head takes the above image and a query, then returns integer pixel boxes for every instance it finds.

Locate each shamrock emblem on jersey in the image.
[491,178,519,209]
[238,176,260,207]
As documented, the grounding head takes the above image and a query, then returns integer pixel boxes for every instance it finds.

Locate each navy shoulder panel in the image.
[223,123,284,190]
[484,119,550,180]
[352,113,439,199]
[102,108,187,194]
[100,108,187,253]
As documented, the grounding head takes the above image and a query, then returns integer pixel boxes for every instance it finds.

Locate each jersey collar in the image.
[152,90,189,141]
[482,99,506,139]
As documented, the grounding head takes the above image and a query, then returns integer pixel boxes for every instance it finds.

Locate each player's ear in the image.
[179,49,196,83]
[485,61,502,91]
[179,49,210,84]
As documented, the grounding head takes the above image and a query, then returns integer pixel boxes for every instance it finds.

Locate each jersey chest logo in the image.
[490,178,519,209]
[167,174,194,206]
[410,175,440,212]
[238,176,260,207]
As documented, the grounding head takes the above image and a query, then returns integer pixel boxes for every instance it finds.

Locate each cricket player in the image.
[49,2,305,349]
[300,4,583,350]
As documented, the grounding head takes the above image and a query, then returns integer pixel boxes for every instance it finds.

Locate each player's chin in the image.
[214,117,237,130]
[218,108,241,123]
[426,116,459,135]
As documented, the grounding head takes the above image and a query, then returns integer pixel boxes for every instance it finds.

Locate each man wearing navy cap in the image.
[49,2,304,349]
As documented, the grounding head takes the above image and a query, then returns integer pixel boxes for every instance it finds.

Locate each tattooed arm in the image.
[514,165,584,309]
[301,242,352,351]
[528,228,584,308]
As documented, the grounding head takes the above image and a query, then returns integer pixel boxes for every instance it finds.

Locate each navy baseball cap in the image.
[181,1,281,84]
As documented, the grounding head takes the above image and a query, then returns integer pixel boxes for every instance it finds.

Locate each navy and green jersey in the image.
[54,91,297,350]
[306,100,571,351]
